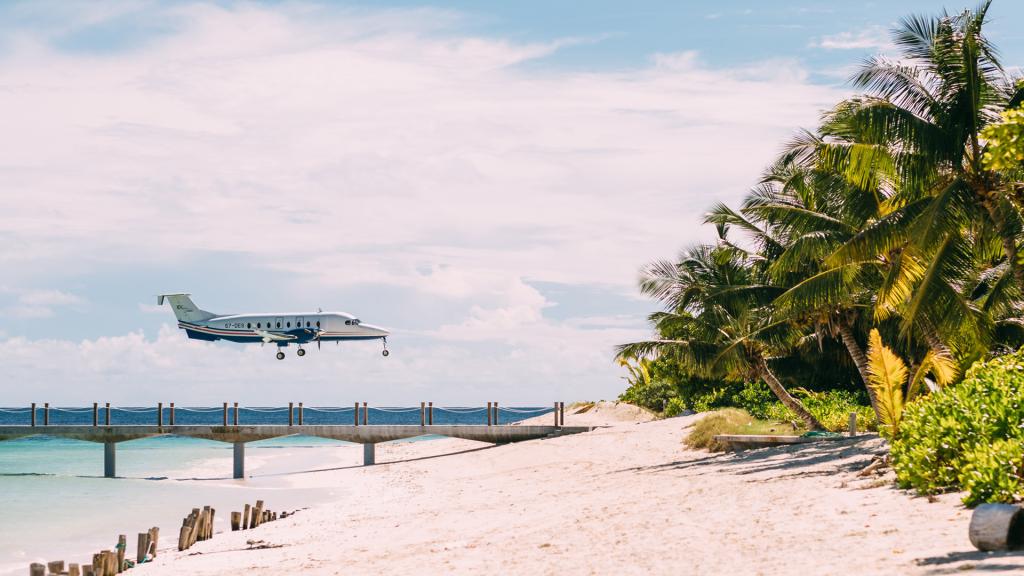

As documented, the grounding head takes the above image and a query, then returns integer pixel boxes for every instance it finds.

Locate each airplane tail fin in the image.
[158,293,218,322]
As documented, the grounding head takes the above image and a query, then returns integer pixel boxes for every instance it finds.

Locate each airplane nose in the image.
[361,323,389,337]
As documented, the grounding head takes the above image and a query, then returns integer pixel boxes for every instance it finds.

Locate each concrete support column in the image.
[363,443,375,466]
[104,441,116,478]
[233,442,245,479]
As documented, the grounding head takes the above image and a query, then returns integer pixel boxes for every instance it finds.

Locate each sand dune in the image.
[130,408,1020,575]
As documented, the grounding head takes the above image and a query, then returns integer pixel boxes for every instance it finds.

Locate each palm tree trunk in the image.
[837,322,881,419]
[754,355,824,431]
[981,198,1024,288]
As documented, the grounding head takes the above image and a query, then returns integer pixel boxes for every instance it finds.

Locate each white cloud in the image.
[0,2,845,402]
[812,25,893,51]
[2,289,84,318]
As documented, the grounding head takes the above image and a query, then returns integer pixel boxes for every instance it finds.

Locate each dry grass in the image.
[684,408,800,452]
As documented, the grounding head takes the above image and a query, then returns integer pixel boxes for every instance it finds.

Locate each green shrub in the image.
[958,440,1024,507]
[726,381,876,432]
[663,397,688,417]
[891,348,1024,505]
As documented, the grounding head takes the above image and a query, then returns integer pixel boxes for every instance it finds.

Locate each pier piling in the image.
[233,442,245,479]
[363,442,376,466]
[104,441,116,478]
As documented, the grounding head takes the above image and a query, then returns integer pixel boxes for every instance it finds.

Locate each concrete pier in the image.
[104,441,116,478]
[233,441,245,479]
[0,424,591,479]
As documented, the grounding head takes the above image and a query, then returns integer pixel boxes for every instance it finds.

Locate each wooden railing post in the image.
[353,402,359,426]
[560,401,565,426]
[170,402,175,426]
[299,402,304,425]
[362,402,368,425]
[222,402,228,426]
[105,402,110,425]
[234,402,239,426]
[30,402,36,427]
[428,401,433,425]
[494,401,499,425]
[288,402,294,426]
[487,402,493,426]
[43,402,49,426]
[93,402,98,427]
[420,402,425,426]
[158,402,163,427]
[554,402,559,427]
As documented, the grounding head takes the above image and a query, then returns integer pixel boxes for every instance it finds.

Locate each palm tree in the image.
[813,1,1024,353]
[617,244,824,430]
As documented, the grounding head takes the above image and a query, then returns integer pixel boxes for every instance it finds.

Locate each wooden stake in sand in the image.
[149,527,160,558]
[232,511,242,531]
[116,534,125,573]
[137,533,149,564]
[48,560,65,574]
[68,563,81,576]
[243,504,251,530]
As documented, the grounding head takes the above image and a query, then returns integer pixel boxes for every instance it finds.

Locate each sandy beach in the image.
[118,403,1022,575]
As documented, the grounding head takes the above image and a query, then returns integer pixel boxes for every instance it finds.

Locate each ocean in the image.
[0,406,551,574]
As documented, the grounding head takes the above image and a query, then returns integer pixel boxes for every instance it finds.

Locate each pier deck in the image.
[0,424,592,478]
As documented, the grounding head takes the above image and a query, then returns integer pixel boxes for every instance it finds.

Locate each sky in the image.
[1,0,1022,405]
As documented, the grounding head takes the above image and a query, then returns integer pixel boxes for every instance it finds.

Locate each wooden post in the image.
[420,402,425,426]
[488,402,493,426]
[362,402,368,425]
[69,563,81,576]
[231,511,242,531]
[105,403,110,426]
[157,402,163,427]
[149,527,159,558]
[354,402,359,426]
[169,402,175,426]
[233,402,239,426]
[299,402,303,425]
[969,503,1024,551]
[43,402,49,426]
[93,402,98,427]
[222,402,228,426]
[493,401,499,425]
[560,401,565,426]
[848,412,857,436]
[116,535,125,573]
[251,500,264,529]
[48,561,65,575]
[289,402,294,426]
[428,401,433,425]
[30,402,35,427]
[242,504,250,530]
[29,563,44,576]
[136,533,148,564]
[82,564,93,576]
[554,402,559,427]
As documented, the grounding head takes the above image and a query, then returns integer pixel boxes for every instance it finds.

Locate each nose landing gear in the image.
[382,337,390,357]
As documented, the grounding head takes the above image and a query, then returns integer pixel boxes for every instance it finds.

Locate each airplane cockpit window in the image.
[316,321,321,328]
[287,322,291,328]
[247,323,251,328]
[306,321,310,327]
[345,320,351,325]
[276,322,281,328]
[257,322,261,328]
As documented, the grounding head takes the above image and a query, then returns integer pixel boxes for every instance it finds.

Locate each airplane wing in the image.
[255,330,299,343]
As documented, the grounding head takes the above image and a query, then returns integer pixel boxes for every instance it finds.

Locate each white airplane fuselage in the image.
[159,293,390,359]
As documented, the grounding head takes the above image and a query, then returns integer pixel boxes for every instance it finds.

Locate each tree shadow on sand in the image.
[915,549,1024,574]
[610,436,886,480]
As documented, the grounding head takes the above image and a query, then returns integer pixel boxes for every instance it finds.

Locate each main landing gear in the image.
[382,337,389,357]
[276,351,285,361]
[297,348,306,357]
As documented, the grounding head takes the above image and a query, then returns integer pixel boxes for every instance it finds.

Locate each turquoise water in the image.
[0,435,358,575]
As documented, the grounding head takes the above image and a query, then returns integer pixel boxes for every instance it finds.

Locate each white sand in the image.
[129,405,1023,575]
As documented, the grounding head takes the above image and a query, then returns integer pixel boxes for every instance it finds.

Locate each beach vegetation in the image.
[619,1,1024,476]
[684,409,797,452]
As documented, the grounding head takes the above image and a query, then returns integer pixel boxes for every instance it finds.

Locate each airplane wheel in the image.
[297,348,306,357]
[276,351,285,360]
[382,349,390,357]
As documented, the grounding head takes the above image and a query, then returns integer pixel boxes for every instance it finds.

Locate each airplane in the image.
[158,293,390,360]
